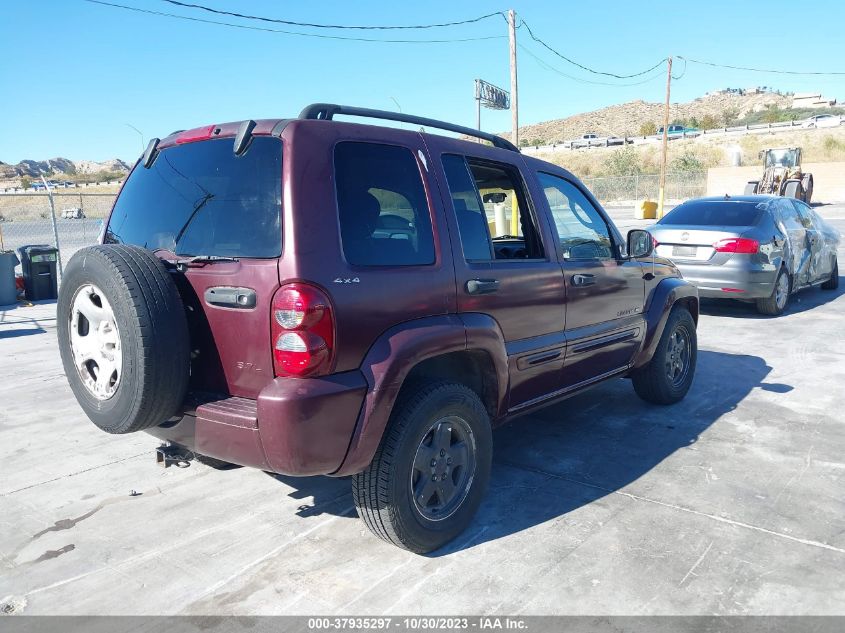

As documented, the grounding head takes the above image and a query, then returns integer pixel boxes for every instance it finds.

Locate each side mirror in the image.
[627,229,654,258]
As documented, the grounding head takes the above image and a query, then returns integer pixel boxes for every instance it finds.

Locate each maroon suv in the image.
[58,104,699,553]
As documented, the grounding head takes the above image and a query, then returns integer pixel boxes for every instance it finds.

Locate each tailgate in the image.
[172,260,279,399]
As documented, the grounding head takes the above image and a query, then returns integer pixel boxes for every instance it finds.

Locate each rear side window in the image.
[106,137,282,258]
[335,142,435,267]
[659,201,764,226]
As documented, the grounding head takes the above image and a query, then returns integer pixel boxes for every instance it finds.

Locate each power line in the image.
[82,0,506,43]
[518,43,667,87]
[518,18,668,79]
[678,55,845,76]
[160,0,507,30]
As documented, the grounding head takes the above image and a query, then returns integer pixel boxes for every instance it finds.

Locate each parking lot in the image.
[1,205,843,616]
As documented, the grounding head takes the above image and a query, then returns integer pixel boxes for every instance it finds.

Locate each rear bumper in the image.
[146,370,368,476]
[675,261,777,299]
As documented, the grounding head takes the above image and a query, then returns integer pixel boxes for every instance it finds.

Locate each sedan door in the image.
[793,200,835,283]
[776,200,812,287]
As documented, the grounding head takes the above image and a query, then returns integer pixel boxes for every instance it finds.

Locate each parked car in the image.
[656,125,700,139]
[57,104,699,553]
[803,114,842,129]
[570,133,599,149]
[649,195,839,315]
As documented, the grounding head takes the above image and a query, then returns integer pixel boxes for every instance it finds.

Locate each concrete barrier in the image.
[707,162,845,203]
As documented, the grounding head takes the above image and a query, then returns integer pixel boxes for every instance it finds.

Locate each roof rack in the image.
[298,103,519,153]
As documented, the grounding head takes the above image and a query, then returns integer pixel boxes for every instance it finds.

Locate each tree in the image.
[21,176,31,190]
[699,114,719,130]
[721,107,740,127]
[639,121,657,136]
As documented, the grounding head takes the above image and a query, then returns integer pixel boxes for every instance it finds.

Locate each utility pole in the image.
[657,56,673,218]
[508,9,519,148]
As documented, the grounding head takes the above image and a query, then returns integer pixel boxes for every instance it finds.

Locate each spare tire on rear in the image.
[57,245,190,434]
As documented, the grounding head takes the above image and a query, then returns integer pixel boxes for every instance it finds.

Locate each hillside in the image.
[0,157,130,187]
[506,91,793,145]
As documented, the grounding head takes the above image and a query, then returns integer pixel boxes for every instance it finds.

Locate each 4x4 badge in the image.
[333,277,361,284]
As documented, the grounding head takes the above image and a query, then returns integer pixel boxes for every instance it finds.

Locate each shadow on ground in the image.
[699,278,843,319]
[258,349,785,555]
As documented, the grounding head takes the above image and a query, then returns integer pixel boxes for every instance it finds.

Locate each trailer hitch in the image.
[156,443,194,468]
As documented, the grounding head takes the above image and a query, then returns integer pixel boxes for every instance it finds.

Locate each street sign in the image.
[475,79,510,110]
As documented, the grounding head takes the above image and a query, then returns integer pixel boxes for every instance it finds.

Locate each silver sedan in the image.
[649,195,840,315]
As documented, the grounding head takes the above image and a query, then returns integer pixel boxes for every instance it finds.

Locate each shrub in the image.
[639,122,657,136]
[670,150,705,173]
[602,145,642,176]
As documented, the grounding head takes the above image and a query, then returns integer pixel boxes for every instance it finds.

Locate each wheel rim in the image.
[665,324,692,388]
[410,415,476,522]
[69,284,122,400]
[775,273,789,309]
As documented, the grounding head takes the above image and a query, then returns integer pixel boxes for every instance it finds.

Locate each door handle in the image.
[466,279,500,295]
[572,273,596,287]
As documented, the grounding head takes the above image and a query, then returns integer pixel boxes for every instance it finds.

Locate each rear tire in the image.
[352,382,492,553]
[821,259,839,290]
[756,267,791,316]
[631,307,697,405]
[57,245,190,434]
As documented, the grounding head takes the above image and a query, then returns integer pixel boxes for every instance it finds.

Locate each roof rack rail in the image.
[298,103,519,153]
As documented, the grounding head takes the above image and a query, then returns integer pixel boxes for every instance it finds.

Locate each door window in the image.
[537,173,614,260]
[791,201,815,229]
[441,154,544,261]
[778,201,804,231]
[335,142,435,267]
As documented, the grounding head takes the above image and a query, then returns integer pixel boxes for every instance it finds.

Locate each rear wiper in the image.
[176,255,240,267]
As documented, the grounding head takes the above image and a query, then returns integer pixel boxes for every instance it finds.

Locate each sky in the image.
[2,0,845,163]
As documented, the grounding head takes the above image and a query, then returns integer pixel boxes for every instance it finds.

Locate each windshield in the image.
[659,200,765,226]
[105,137,282,258]
[764,149,799,168]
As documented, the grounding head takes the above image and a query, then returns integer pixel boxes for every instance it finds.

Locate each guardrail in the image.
[523,116,842,154]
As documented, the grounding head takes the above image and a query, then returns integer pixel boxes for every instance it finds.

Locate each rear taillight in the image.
[271,284,335,378]
[713,237,759,254]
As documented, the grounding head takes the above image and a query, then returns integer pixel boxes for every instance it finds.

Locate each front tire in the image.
[632,307,697,405]
[756,268,790,315]
[352,382,492,553]
[821,259,839,290]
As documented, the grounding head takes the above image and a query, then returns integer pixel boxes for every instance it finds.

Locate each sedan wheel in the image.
[756,268,791,316]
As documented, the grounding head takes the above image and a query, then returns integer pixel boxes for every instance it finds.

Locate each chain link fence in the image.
[0,193,115,276]
[581,172,707,206]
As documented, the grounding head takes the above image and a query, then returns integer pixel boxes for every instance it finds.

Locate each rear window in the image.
[335,141,435,267]
[105,137,282,258]
[659,200,764,227]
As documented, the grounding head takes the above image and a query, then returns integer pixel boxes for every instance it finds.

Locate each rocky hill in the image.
[0,157,130,183]
[506,91,793,144]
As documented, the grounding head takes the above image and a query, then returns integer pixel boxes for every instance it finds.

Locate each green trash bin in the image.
[0,250,19,306]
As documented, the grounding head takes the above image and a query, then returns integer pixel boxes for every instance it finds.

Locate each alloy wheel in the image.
[69,284,122,400]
